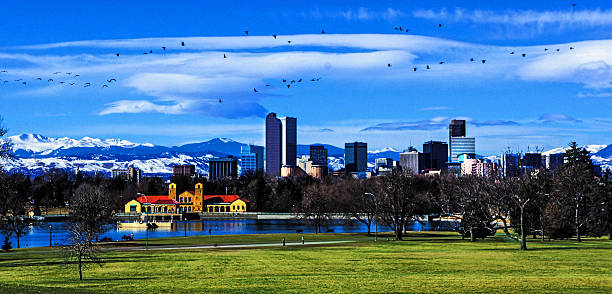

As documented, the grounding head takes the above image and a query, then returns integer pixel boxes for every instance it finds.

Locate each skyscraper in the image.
[280,116,297,167]
[309,145,327,166]
[423,141,448,170]
[209,156,238,180]
[449,119,466,137]
[449,137,476,162]
[345,142,367,172]
[240,145,264,175]
[448,119,474,163]
[265,113,282,176]
[399,150,425,174]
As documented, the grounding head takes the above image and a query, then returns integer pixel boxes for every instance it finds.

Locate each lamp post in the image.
[364,192,377,242]
[49,224,52,247]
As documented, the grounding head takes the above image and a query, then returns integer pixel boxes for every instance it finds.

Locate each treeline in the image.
[1,143,611,251]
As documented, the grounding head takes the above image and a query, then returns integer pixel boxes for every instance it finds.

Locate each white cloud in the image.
[99,100,187,115]
[413,8,612,27]
[340,7,404,21]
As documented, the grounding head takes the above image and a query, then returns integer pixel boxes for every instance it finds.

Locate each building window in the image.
[130,205,137,212]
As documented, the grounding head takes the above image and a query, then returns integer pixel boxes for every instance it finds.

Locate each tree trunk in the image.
[366,222,371,236]
[575,203,581,242]
[78,254,83,281]
[540,214,545,242]
[16,234,20,249]
[470,227,475,242]
[520,208,527,250]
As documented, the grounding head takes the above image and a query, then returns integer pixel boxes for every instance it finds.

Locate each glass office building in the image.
[449,137,475,163]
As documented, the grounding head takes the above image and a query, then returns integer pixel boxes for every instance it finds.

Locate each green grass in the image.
[0,232,610,293]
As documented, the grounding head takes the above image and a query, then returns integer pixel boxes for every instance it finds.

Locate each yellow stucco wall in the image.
[205,199,247,213]
[124,200,141,213]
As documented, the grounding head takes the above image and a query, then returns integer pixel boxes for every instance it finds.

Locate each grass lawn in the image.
[0,232,610,293]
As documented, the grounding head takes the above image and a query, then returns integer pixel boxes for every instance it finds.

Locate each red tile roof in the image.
[203,195,249,203]
[136,195,179,205]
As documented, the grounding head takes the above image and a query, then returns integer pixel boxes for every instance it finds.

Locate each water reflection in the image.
[3,219,458,248]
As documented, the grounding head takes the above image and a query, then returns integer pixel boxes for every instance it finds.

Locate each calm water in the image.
[2,219,456,248]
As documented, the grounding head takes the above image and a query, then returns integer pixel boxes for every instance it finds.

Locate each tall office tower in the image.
[449,119,466,137]
[280,116,297,167]
[449,137,476,163]
[423,141,448,170]
[309,145,328,166]
[209,156,238,180]
[399,150,425,174]
[345,142,367,172]
[448,119,468,162]
[501,153,519,178]
[240,145,264,175]
[173,164,196,177]
[265,113,282,176]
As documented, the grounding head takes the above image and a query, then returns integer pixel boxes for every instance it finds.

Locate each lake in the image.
[2,219,458,248]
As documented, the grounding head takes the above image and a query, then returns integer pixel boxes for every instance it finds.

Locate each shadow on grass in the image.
[0,255,167,268]
[480,246,612,251]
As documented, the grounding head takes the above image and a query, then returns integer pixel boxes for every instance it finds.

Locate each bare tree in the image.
[0,116,13,163]
[340,178,377,236]
[0,173,33,249]
[301,182,332,234]
[64,183,113,280]
[376,170,432,240]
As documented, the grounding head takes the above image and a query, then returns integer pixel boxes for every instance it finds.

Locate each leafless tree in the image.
[64,183,113,280]
[301,182,332,234]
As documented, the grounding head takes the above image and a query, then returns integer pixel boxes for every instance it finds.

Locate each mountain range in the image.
[1,134,610,177]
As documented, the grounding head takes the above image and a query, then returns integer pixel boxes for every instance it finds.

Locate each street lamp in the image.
[364,192,377,242]
[49,224,52,247]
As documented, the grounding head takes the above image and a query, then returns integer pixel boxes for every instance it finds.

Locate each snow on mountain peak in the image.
[543,144,608,155]
[369,147,400,154]
[8,133,155,153]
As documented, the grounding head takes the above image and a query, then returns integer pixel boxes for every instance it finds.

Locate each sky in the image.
[0,0,611,155]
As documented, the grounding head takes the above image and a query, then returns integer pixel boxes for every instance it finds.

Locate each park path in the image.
[117,240,355,251]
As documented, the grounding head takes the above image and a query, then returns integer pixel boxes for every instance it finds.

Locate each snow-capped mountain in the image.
[1,134,610,176]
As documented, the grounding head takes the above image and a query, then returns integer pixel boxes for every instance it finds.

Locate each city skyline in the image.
[0,1,611,155]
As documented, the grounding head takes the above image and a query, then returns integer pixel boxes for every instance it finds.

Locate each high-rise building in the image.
[240,145,264,175]
[522,153,542,169]
[449,137,475,163]
[399,150,425,174]
[423,141,448,170]
[265,113,282,176]
[543,153,564,170]
[309,145,327,166]
[461,159,498,178]
[280,117,297,167]
[448,120,473,163]
[500,153,519,178]
[209,156,238,180]
[375,158,394,172]
[345,142,367,172]
[449,119,466,137]
[173,165,196,177]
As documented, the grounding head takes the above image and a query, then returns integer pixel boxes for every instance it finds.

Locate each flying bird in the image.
[181,42,185,46]
[22,82,26,85]
[162,46,166,51]
[273,35,277,39]
[48,79,53,82]
[482,60,486,64]
[413,67,417,71]
[321,29,326,34]
[53,72,61,74]
[570,47,574,50]
[298,79,302,82]
[387,63,392,67]
[544,48,548,51]
[116,53,120,56]
[439,61,445,64]
[0,70,7,73]
[14,79,22,81]
[107,79,116,83]
[291,80,295,83]
[74,74,80,77]
[470,58,474,62]
[224,54,227,58]
[60,81,65,84]
[426,65,430,69]
[282,79,287,83]
[66,72,72,75]
[287,85,291,88]
[218,99,222,103]
[438,24,442,28]
[265,84,270,87]
[522,53,526,57]
[244,30,249,35]
[69,83,75,86]
[311,78,316,81]
[102,84,108,88]
[556,49,560,51]
[287,40,292,44]
[36,78,42,80]
[253,88,258,92]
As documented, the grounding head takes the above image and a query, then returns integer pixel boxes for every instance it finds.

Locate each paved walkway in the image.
[120,240,355,251]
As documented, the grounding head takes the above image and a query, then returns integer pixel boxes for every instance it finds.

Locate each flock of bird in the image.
[0,3,581,100]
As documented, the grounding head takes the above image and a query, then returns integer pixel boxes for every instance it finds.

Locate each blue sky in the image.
[0,0,611,154]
